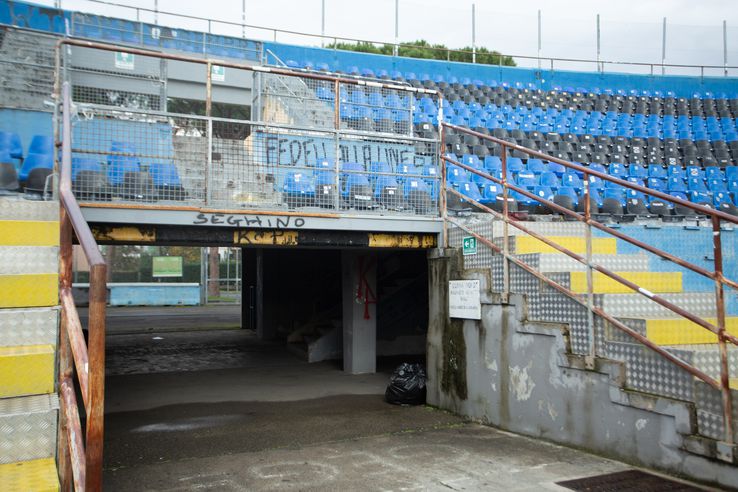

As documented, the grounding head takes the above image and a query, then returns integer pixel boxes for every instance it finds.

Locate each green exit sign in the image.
[462,236,477,255]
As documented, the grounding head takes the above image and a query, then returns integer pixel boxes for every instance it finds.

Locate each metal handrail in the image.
[77,0,737,76]
[440,119,737,446]
[57,81,107,491]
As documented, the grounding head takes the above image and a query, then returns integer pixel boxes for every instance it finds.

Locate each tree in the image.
[325,39,516,67]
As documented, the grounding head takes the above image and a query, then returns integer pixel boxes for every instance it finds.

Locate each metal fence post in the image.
[537,10,542,71]
[471,4,476,64]
[596,14,601,73]
[334,80,341,210]
[711,215,734,445]
[584,173,596,366]
[724,20,729,76]
[661,17,667,76]
[501,147,510,303]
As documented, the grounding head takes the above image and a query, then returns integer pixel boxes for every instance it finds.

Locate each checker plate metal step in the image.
[512,235,617,255]
[0,345,55,398]
[0,457,58,491]
[0,246,58,275]
[620,316,738,345]
[567,271,682,294]
[0,394,58,464]
[597,292,718,318]
[0,307,58,347]
[0,198,58,222]
[516,253,649,273]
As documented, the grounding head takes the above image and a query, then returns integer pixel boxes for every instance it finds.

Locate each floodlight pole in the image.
[242,0,246,38]
[538,10,542,70]
[661,17,667,76]
[472,3,476,64]
[154,0,158,25]
[724,20,728,76]
[321,0,325,47]
[596,14,601,72]
[393,0,399,57]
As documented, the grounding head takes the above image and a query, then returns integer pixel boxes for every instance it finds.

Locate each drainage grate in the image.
[556,469,704,492]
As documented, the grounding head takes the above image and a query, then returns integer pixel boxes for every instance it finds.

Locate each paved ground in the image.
[81,304,242,335]
[102,310,711,491]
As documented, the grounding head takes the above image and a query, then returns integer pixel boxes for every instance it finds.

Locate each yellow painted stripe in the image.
[0,221,58,246]
[0,457,58,492]
[514,236,617,255]
[91,225,155,243]
[569,271,682,294]
[0,345,55,398]
[0,274,58,308]
[368,233,437,248]
[646,317,738,345]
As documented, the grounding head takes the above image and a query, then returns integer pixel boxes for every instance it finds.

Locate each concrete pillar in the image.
[341,251,377,374]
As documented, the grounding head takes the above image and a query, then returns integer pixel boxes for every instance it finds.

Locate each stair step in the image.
[517,253,650,273]
[622,317,738,345]
[0,246,58,275]
[598,292,718,318]
[0,273,58,308]
[567,271,682,294]
[0,308,58,347]
[663,344,738,381]
[0,457,58,491]
[0,221,59,247]
[0,345,55,398]
[512,235,617,255]
[0,394,58,464]
[0,198,58,222]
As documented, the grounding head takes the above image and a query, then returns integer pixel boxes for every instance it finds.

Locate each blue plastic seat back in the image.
[403,177,430,196]
[0,131,23,159]
[526,158,546,174]
[689,190,711,205]
[608,162,626,178]
[107,155,140,186]
[283,171,315,194]
[539,172,559,188]
[374,174,399,198]
[484,156,502,173]
[687,177,707,192]
[648,165,667,179]
[71,157,102,181]
[149,163,181,187]
[447,164,469,184]
[480,181,503,201]
[705,167,725,181]
[603,188,625,205]
[557,186,579,205]
[561,172,582,189]
[667,177,687,192]
[459,182,482,201]
[707,178,727,192]
[629,164,648,178]
[19,153,53,181]
[714,191,734,206]
[647,177,666,191]
[507,157,524,173]
[532,186,554,204]
[29,135,53,155]
[547,161,566,176]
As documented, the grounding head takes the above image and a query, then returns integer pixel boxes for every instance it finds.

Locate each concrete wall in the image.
[427,248,738,489]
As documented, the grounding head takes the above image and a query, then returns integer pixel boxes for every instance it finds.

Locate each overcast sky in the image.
[42,0,738,75]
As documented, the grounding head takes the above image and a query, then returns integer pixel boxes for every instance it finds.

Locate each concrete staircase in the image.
[451,219,738,450]
[0,197,60,491]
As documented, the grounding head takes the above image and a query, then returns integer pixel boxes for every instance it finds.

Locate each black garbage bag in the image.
[385,363,427,405]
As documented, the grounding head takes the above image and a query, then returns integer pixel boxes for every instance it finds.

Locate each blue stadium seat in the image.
[687,177,707,192]
[403,177,433,213]
[547,161,566,176]
[506,157,524,174]
[648,165,667,179]
[447,164,469,186]
[555,186,579,207]
[561,172,582,190]
[0,131,23,159]
[688,190,711,206]
[28,135,53,155]
[517,171,539,191]
[458,181,483,203]
[608,163,627,179]
[628,164,648,179]
[374,174,402,208]
[665,175,688,193]
[107,155,140,186]
[539,172,559,189]
[282,171,315,207]
[526,159,546,174]
[0,149,19,191]
[479,181,503,205]
[484,156,502,173]
[18,153,53,182]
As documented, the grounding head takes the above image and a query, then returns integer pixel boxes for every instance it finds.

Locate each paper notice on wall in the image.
[449,279,481,320]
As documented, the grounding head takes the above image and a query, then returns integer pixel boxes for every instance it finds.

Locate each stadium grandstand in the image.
[0,0,737,489]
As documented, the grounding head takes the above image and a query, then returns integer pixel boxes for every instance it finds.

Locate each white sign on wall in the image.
[115,52,135,70]
[211,65,225,82]
[449,279,481,320]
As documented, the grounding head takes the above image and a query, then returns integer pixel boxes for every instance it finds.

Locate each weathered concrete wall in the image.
[427,249,738,489]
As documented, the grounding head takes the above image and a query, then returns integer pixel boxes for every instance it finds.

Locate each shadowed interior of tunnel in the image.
[80,246,431,473]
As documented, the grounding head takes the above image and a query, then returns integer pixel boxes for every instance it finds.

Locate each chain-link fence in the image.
[0,26,57,111]
[62,43,441,217]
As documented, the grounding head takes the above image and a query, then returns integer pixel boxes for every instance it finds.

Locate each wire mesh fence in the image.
[61,43,441,217]
[0,26,57,111]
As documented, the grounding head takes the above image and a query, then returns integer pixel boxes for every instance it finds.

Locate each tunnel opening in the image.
[78,244,431,476]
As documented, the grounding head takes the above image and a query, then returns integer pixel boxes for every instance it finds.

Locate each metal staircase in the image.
[0,197,60,491]
[450,219,738,451]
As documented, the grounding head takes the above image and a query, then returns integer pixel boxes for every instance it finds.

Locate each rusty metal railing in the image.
[439,119,738,447]
[57,81,107,491]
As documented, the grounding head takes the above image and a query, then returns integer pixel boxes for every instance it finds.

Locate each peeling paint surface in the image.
[510,363,535,401]
[635,419,647,431]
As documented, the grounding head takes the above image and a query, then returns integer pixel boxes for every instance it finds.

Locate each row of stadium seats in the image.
[282,160,438,213]
[445,153,738,217]
[290,59,736,100]
[0,2,65,33]
[0,132,54,194]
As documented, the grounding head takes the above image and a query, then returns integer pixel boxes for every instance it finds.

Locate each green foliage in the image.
[325,39,515,66]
